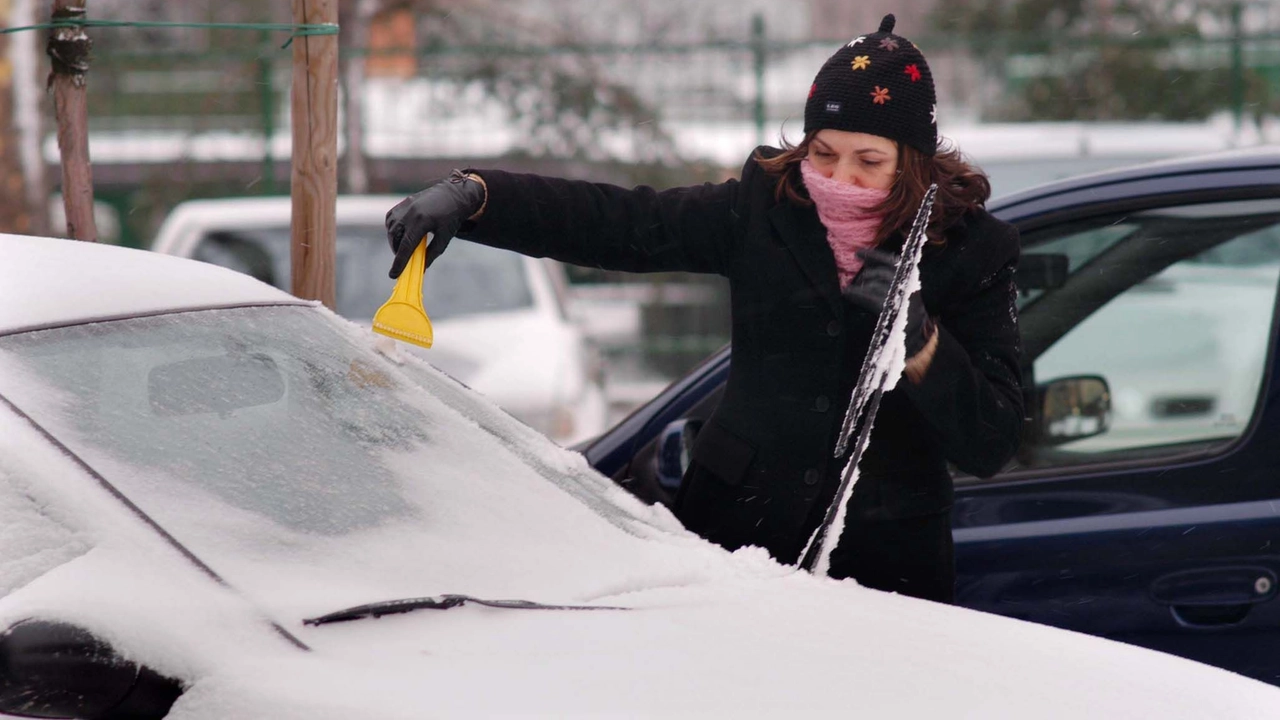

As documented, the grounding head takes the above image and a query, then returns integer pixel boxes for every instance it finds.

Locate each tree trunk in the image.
[0,0,49,237]
[48,0,96,241]
[0,3,29,234]
[291,0,338,309]
[6,0,48,236]
[340,0,375,195]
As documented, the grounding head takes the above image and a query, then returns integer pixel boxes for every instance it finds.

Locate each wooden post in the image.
[48,0,96,242]
[0,3,31,234]
[14,0,49,237]
[290,0,338,309]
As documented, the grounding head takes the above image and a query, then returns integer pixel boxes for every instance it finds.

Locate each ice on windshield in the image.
[1,310,422,534]
[0,306,706,620]
[193,226,534,321]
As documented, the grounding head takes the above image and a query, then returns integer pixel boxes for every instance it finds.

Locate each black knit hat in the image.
[803,14,937,156]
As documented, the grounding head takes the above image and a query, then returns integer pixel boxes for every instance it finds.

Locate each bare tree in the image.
[356,0,684,162]
[340,0,377,193]
[933,0,1274,122]
[2,0,49,235]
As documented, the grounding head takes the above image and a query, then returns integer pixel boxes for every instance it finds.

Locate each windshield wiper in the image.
[302,594,628,626]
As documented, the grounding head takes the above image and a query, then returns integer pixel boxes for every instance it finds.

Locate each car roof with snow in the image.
[0,234,302,335]
[991,144,1280,223]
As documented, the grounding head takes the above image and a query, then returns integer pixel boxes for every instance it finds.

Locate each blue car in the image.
[580,146,1280,685]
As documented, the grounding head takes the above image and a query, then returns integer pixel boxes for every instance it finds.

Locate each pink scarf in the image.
[799,159,888,289]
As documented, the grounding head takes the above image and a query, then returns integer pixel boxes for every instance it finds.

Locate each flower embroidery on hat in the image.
[809,83,817,98]
[847,35,866,47]
[871,86,891,104]
[904,64,921,82]
[851,55,871,71]
[879,37,899,51]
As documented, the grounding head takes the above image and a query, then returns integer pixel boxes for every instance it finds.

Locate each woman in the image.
[385,15,1023,604]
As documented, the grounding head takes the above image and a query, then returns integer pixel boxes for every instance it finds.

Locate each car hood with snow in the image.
[2,236,1279,719]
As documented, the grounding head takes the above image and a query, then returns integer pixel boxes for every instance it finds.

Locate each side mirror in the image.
[1035,375,1112,446]
[656,419,702,491]
[1015,253,1068,291]
[0,620,183,720]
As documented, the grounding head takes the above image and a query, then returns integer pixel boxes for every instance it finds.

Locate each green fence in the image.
[48,21,1280,380]
[72,25,1280,249]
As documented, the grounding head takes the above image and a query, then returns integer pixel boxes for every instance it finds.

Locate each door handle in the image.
[1150,566,1277,628]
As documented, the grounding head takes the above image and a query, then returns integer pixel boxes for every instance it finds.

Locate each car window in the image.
[192,226,534,321]
[1017,198,1280,468]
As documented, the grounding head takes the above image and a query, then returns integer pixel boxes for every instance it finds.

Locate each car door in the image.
[954,192,1280,684]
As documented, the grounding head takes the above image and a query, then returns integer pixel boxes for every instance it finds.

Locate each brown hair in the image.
[753,131,991,246]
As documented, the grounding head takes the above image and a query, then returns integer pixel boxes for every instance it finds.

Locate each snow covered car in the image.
[150,195,606,445]
[3,236,1280,719]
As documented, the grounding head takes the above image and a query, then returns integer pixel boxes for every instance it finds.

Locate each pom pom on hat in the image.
[803,14,937,156]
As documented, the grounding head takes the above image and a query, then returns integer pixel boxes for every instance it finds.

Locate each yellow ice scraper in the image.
[372,235,434,349]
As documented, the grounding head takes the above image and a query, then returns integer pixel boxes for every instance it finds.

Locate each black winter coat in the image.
[459,148,1024,566]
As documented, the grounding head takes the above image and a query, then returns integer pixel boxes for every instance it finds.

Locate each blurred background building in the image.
[3,0,1279,422]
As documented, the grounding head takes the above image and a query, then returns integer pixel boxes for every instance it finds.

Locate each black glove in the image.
[386,169,487,279]
[842,248,936,358]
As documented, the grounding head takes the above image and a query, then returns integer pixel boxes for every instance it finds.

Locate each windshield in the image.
[0,306,685,619]
[192,226,534,321]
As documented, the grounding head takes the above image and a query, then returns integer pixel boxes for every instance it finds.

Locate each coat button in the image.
[813,395,830,412]
[826,320,841,337]
[803,469,820,485]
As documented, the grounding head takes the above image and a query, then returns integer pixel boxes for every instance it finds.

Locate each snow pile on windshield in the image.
[0,470,90,596]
